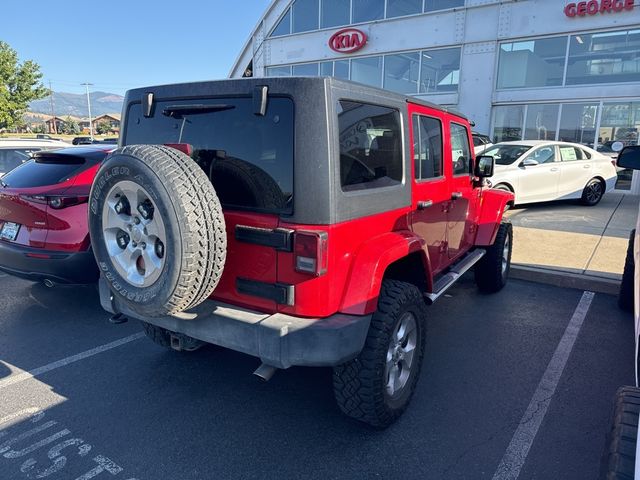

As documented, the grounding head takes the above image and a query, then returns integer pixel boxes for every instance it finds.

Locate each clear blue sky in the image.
[2,0,270,96]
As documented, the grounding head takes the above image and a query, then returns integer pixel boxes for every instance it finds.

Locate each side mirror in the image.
[522,158,539,167]
[475,155,494,178]
[617,145,640,170]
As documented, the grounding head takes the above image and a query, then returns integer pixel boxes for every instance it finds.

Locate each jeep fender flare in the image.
[339,231,430,315]
[475,188,514,246]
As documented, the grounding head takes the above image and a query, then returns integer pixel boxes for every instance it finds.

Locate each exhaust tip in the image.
[253,363,278,382]
[43,279,55,288]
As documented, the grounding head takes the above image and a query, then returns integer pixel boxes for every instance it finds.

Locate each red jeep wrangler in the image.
[88,77,513,427]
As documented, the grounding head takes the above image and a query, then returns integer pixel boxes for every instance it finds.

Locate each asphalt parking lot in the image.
[0,272,634,480]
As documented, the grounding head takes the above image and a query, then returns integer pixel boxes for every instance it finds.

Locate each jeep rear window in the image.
[124,97,294,215]
[338,101,402,192]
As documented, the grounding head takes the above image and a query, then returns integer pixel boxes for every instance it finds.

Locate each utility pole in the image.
[48,81,56,134]
[81,82,94,140]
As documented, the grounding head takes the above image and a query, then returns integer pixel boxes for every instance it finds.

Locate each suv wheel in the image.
[89,145,227,317]
[475,222,512,293]
[332,280,427,428]
[601,386,640,479]
[618,229,635,312]
[581,178,605,206]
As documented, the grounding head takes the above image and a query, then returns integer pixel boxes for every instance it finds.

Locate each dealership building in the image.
[230,0,640,193]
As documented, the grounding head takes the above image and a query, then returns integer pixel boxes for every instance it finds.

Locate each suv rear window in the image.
[124,97,294,215]
[338,101,402,192]
[0,148,40,174]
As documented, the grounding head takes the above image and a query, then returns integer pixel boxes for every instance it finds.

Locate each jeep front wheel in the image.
[89,145,227,317]
[475,222,512,293]
[332,280,427,428]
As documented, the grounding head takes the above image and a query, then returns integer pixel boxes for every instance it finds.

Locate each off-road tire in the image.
[581,178,605,206]
[618,230,636,312]
[475,222,512,293]
[210,156,286,211]
[332,280,427,428]
[601,386,640,480]
[89,145,226,317]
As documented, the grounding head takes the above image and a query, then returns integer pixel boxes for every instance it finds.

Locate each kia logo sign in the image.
[564,0,634,17]
[329,28,367,54]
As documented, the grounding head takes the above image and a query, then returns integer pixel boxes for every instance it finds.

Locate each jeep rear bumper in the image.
[99,278,371,369]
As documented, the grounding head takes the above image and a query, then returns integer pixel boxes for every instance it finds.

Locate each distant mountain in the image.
[29,91,124,117]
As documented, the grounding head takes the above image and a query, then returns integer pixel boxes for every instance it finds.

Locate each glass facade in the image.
[497,28,640,90]
[270,0,465,37]
[267,47,461,95]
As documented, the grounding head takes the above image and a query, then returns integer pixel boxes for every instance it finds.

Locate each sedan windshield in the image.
[482,144,532,165]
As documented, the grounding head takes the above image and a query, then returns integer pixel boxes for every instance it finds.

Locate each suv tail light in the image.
[294,231,328,276]
[20,194,89,209]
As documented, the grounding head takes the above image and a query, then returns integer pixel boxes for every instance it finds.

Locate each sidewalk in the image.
[504,192,639,294]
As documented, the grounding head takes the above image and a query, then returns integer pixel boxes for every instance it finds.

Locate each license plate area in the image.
[0,222,20,241]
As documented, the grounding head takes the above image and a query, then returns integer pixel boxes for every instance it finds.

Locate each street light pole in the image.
[81,82,94,141]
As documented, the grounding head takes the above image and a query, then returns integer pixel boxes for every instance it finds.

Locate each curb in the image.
[510,264,620,295]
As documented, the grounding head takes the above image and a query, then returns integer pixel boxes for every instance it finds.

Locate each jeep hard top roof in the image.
[122,76,468,122]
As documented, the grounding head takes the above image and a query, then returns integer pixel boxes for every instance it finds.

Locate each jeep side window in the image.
[412,115,443,181]
[338,100,402,192]
[450,122,471,176]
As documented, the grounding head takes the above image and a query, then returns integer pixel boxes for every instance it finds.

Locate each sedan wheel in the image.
[581,178,604,206]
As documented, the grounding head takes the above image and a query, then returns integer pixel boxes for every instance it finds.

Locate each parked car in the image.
[0,144,114,285]
[483,140,618,207]
[0,138,65,177]
[472,132,492,155]
[71,136,93,145]
[602,145,640,479]
[88,77,512,427]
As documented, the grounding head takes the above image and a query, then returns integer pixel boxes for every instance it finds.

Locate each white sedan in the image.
[482,140,618,206]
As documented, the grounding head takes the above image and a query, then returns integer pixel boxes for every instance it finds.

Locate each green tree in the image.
[62,116,80,135]
[0,41,48,130]
[96,121,111,135]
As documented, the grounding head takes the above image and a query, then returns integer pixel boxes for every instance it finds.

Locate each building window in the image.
[566,29,640,86]
[270,9,291,37]
[266,66,292,76]
[321,0,350,27]
[558,103,598,146]
[387,0,422,18]
[419,47,461,94]
[599,102,640,190]
[292,63,319,75]
[351,56,383,87]
[492,105,525,143]
[424,0,464,12]
[338,101,402,191]
[335,60,350,79]
[384,52,420,94]
[497,36,567,89]
[412,115,443,180]
[292,0,319,33]
[524,104,559,141]
[352,0,384,23]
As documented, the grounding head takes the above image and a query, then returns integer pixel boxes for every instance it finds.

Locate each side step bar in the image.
[425,249,486,305]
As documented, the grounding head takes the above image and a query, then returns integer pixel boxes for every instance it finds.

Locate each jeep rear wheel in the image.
[333,280,427,428]
[601,386,640,479]
[475,222,512,293]
[89,145,226,317]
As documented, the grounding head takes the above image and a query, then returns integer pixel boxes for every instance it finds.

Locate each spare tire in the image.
[89,145,226,317]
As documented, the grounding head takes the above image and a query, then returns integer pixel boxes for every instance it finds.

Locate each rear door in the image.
[447,120,477,260]
[408,105,449,274]
[557,144,593,198]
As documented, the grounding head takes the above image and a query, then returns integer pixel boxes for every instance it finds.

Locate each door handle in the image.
[550,167,559,172]
[583,165,591,169]
[451,192,462,200]
[417,200,433,210]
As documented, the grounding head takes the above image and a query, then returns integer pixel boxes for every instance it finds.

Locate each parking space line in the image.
[492,291,595,480]
[0,332,145,390]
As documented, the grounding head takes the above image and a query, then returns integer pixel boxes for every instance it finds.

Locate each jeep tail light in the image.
[164,143,193,157]
[294,231,328,276]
